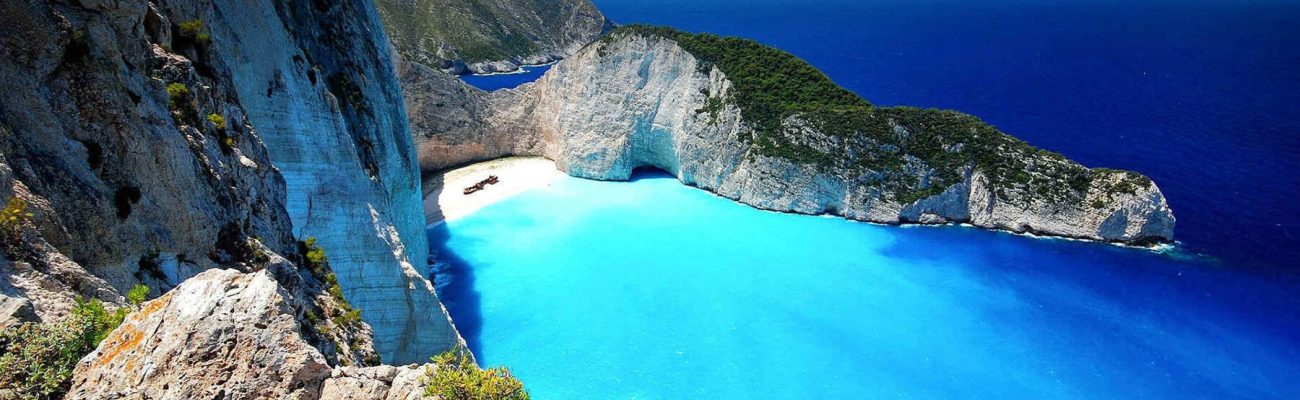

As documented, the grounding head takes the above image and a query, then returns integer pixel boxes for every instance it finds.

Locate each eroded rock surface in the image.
[0,0,462,368]
[377,0,611,74]
[67,269,330,400]
[68,268,434,400]
[207,0,463,364]
[404,31,1175,244]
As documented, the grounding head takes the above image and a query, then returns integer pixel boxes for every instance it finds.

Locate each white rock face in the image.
[406,33,1175,244]
[205,0,463,363]
[67,269,333,400]
[68,269,436,400]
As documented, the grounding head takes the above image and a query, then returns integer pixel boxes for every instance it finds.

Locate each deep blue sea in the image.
[431,173,1299,398]
[458,63,554,91]
[440,0,1300,398]
[463,0,1300,270]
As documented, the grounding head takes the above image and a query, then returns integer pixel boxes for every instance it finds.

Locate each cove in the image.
[429,171,1299,399]
[459,63,555,91]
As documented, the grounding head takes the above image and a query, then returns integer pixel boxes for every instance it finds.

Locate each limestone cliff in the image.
[0,0,463,369]
[376,0,611,74]
[68,268,433,400]
[207,0,461,364]
[405,27,1175,245]
[0,0,295,324]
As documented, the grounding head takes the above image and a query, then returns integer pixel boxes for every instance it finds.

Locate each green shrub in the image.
[177,20,210,45]
[301,237,328,273]
[0,298,126,399]
[0,198,33,246]
[166,82,198,125]
[207,113,226,131]
[126,284,149,307]
[299,238,363,330]
[423,349,528,400]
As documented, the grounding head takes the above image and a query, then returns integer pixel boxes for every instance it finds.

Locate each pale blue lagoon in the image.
[430,172,1300,399]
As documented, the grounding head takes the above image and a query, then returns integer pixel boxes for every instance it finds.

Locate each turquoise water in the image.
[430,172,1300,399]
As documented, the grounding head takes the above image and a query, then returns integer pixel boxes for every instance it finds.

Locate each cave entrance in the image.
[630,165,675,181]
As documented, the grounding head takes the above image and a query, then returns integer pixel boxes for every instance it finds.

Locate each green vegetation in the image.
[694,92,727,126]
[299,238,363,330]
[423,349,528,400]
[1,198,33,249]
[604,26,1147,205]
[208,113,235,152]
[166,82,198,125]
[177,19,210,45]
[206,113,226,130]
[374,0,603,65]
[0,298,127,399]
[126,284,149,307]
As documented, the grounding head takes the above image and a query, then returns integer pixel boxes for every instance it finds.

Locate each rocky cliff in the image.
[0,0,296,326]
[376,0,611,74]
[208,0,461,364]
[405,27,1175,245]
[68,268,433,400]
[1,0,461,374]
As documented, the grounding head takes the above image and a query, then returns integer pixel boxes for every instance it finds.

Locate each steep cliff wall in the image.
[205,0,461,364]
[377,0,611,74]
[406,29,1175,244]
[0,0,462,367]
[0,0,295,322]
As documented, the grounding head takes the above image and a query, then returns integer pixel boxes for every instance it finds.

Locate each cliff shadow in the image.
[629,165,676,182]
[427,222,486,359]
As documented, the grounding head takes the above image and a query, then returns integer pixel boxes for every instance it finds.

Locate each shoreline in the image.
[423,156,563,225]
[461,60,558,77]
[422,157,1181,257]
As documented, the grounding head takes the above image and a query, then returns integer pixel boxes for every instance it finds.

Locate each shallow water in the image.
[430,172,1300,399]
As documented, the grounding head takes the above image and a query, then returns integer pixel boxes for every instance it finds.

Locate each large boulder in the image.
[66,269,331,399]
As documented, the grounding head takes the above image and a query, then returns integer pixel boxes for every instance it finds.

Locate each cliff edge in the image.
[376,0,611,74]
[405,26,1175,245]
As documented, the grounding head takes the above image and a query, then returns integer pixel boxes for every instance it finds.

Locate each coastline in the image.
[423,156,1180,254]
[423,156,564,224]
[462,60,558,77]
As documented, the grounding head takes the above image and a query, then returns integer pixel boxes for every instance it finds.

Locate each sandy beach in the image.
[423,157,564,224]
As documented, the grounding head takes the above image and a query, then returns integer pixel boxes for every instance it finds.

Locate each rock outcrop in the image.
[0,0,294,321]
[404,28,1175,244]
[376,0,611,74]
[68,268,433,400]
[0,0,463,369]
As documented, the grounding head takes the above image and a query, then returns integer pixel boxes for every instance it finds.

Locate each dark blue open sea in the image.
[441,1,1300,398]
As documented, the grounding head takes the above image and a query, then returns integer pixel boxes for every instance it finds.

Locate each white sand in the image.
[423,157,563,224]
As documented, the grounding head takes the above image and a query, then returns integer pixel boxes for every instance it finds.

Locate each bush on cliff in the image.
[126,284,150,307]
[0,198,34,259]
[166,82,198,126]
[423,349,528,400]
[0,298,127,399]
